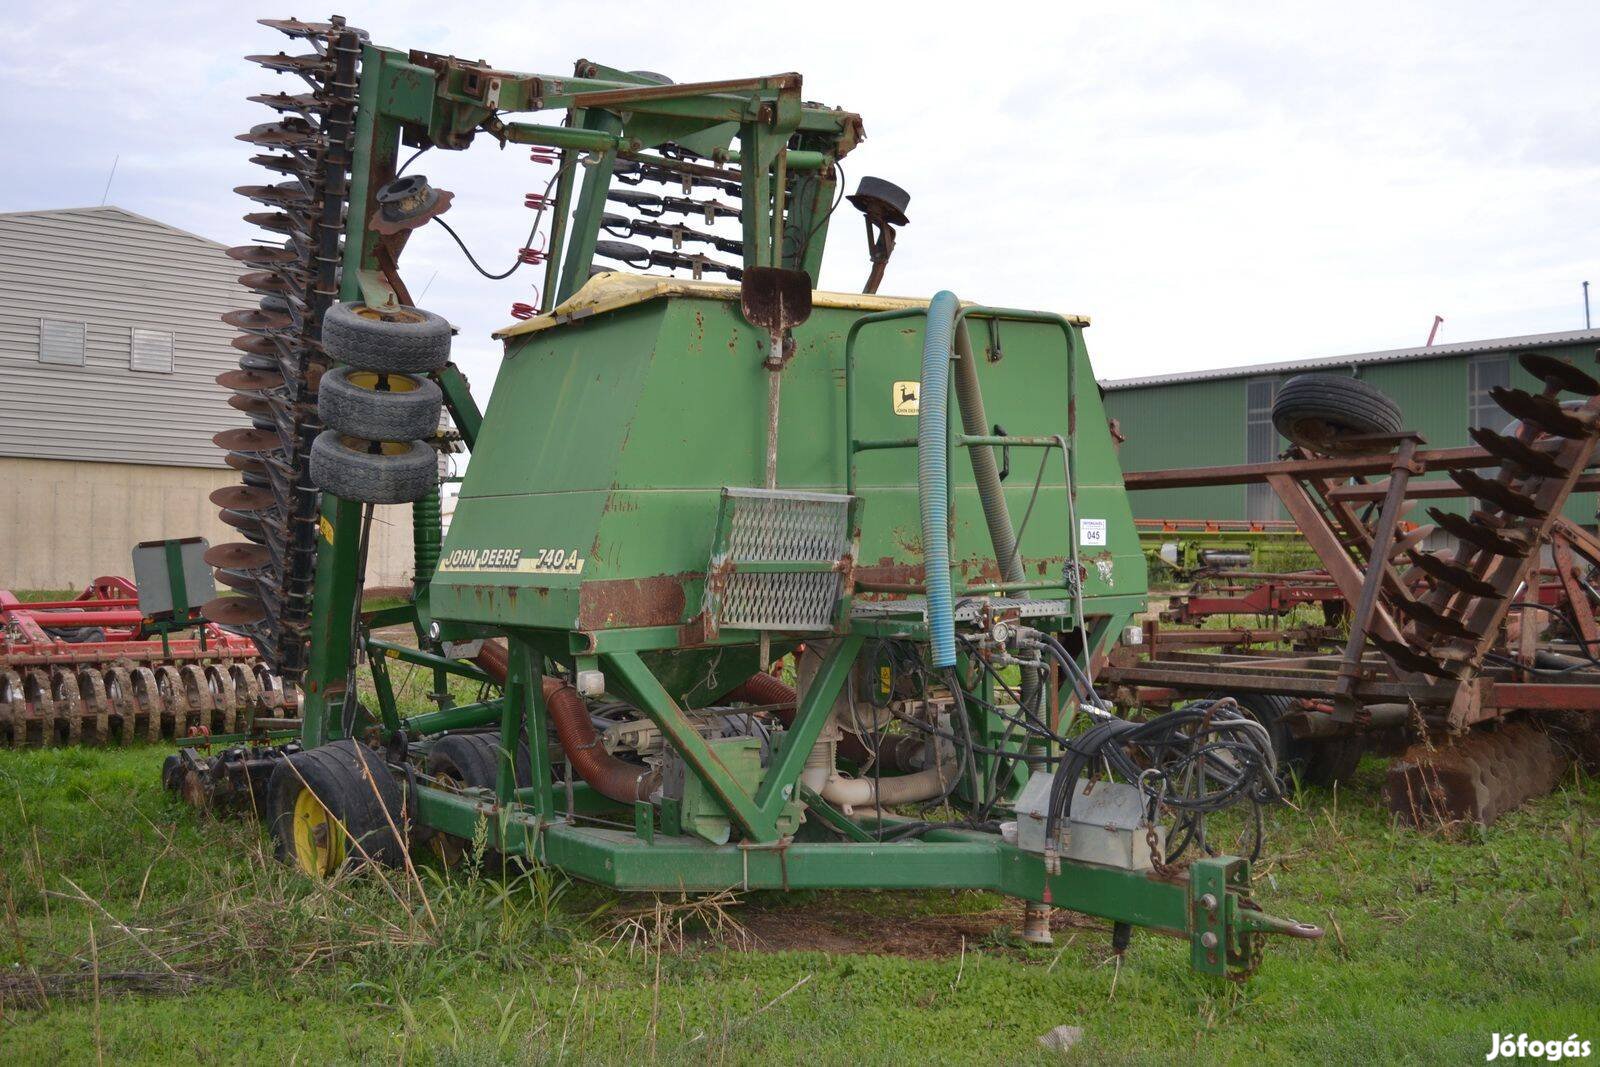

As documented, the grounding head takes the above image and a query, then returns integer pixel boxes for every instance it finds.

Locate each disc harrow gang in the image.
[1,581,288,746]
[1383,722,1569,827]
[1384,353,1600,710]
[208,16,365,689]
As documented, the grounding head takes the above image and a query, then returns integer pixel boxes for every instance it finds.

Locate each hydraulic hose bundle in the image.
[1044,697,1282,862]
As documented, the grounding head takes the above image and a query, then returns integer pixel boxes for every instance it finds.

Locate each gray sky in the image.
[3,1,1596,396]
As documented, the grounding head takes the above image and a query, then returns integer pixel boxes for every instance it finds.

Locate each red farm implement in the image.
[1106,362,1600,824]
[1,571,289,746]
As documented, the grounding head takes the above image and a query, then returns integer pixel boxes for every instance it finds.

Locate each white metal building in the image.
[0,206,414,590]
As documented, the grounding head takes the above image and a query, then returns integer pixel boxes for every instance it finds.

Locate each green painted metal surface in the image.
[243,22,1317,978]
[431,286,1147,681]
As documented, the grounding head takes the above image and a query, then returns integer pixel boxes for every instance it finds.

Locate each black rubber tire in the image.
[427,733,533,794]
[425,733,533,871]
[310,432,436,504]
[1302,735,1366,787]
[321,301,452,374]
[317,366,443,442]
[1272,374,1404,455]
[1229,693,1311,781]
[267,740,408,875]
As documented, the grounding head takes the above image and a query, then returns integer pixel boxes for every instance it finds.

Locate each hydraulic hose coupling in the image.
[919,290,961,668]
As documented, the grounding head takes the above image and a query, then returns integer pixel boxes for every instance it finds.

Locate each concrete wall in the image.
[0,456,416,591]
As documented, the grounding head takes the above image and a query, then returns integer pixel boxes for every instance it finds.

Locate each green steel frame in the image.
[268,31,1316,979]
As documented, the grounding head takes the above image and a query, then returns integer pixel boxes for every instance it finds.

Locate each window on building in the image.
[130,328,175,374]
[1245,377,1281,522]
[38,319,86,366]
[1468,355,1510,429]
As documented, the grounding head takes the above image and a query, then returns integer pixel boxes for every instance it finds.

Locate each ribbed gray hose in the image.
[952,322,1042,717]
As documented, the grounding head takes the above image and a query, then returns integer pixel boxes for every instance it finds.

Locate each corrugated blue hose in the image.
[918,291,959,667]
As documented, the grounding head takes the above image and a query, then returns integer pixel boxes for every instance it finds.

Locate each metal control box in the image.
[1014,772,1164,871]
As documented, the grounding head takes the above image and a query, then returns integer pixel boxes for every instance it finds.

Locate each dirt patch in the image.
[720,902,1107,960]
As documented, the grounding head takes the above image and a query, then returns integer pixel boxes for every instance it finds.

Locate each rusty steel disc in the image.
[213,427,280,453]
[219,509,265,535]
[227,393,273,415]
[237,270,292,295]
[221,307,294,332]
[213,568,261,593]
[235,183,309,207]
[205,542,272,570]
[236,121,322,151]
[224,451,269,474]
[243,211,299,235]
[256,17,339,37]
[226,244,299,267]
[248,153,311,178]
[217,368,284,392]
[203,596,268,626]
[231,333,284,356]
[210,485,276,512]
[247,90,326,113]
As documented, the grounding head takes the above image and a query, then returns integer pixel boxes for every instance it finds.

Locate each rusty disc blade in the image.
[210,485,276,512]
[221,307,294,332]
[256,17,339,37]
[227,244,299,267]
[203,596,268,626]
[227,394,273,415]
[235,182,311,207]
[205,542,273,570]
[243,211,300,235]
[213,427,280,453]
[244,51,334,75]
[1520,353,1600,397]
[231,333,284,356]
[213,568,261,593]
[236,121,323,150]
[248,153,310,177]
[237,270,292,295]
[219,509,265,534]
[247,90,327,114]
[217,368,285,392]
[225,451,269,474]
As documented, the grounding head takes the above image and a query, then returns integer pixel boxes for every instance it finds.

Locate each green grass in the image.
[0,746,1595,1065]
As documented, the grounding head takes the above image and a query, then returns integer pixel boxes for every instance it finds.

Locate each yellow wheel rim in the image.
[347,369,422,394]
[291,786,346,876]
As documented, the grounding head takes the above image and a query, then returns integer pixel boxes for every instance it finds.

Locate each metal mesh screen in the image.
[713,488,853,631]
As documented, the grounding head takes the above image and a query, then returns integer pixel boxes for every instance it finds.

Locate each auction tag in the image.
[1078,518,1107,546]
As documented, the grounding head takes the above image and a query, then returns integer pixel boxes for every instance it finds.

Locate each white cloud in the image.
[1,0,1595,396]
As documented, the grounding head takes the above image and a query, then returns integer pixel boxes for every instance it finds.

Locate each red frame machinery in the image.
[0,577,263,661]
[1105,356,1600,736]
[1,578,285,744]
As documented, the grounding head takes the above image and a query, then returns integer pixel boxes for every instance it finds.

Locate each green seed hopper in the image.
[431,274,1145,695]
[175,14,1322,981]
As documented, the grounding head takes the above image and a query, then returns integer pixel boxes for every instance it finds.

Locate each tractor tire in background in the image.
[310,433,437,504]
[267,739,408,876]
[1271,374,1403,455]
[321,302,452,374]
[318,366,443,442]
[1228,693,1311,783]
[424,733,533,870]
[1301,735,1367,787]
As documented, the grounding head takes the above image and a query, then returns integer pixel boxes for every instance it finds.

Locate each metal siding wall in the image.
[1105,377,1249,520]
[0,207,248,467]
[1103,342,1599,528]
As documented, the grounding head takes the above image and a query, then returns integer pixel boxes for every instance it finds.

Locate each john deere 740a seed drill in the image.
[169,15,1321,978]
